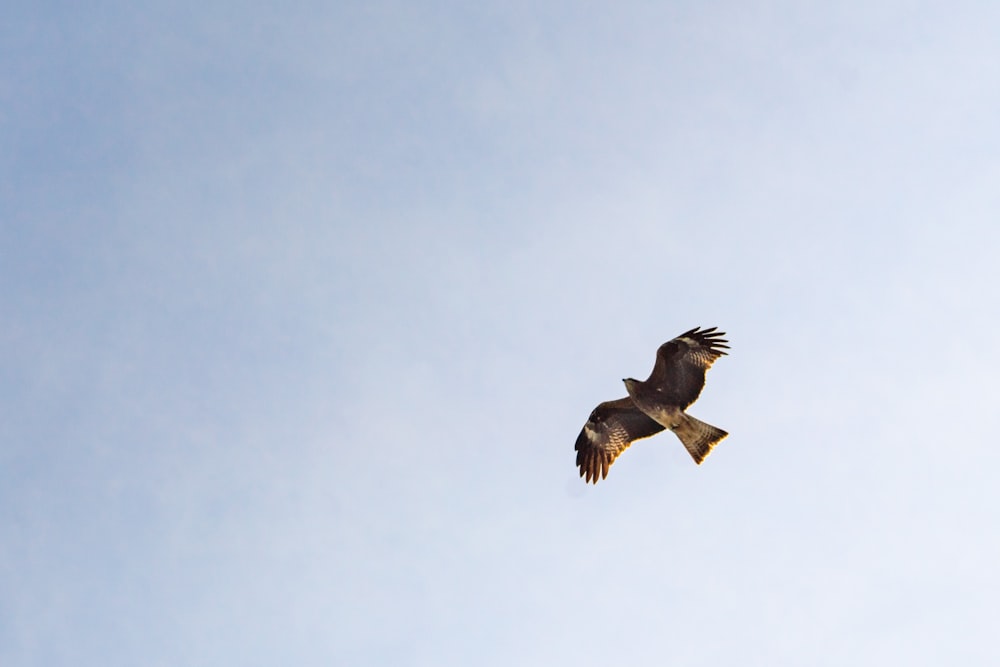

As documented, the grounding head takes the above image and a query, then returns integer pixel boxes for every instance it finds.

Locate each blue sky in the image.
[3,2,1000,665]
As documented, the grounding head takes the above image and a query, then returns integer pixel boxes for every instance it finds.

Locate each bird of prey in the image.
[574,327,730,483]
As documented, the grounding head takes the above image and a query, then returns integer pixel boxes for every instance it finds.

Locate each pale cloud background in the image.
[3,2,999,665]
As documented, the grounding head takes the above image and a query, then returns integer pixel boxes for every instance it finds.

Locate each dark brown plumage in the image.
[574,398,665,484]
[574,327,730,483]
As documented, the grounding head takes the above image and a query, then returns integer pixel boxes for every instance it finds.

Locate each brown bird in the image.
[574,327,730,483]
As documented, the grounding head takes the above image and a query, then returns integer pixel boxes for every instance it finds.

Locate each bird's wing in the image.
[574,397,665,483]
[645,326,729,409]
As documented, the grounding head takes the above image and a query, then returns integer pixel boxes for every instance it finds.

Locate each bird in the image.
[574,327,730,483]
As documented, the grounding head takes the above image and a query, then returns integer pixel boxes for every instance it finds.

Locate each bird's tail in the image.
[674,413,728,464]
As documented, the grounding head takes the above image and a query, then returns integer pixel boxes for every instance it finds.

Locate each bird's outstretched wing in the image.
[645,326,729,409]
[574,397,665,483]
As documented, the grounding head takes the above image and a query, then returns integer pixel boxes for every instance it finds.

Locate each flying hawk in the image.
[574,327,730,483]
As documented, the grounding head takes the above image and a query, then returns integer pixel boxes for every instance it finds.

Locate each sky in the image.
[3,1,1000,665]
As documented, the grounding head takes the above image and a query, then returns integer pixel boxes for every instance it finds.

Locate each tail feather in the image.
[673,413,728,464]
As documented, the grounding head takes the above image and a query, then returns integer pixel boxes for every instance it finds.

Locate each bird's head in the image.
[622,378,639,394]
